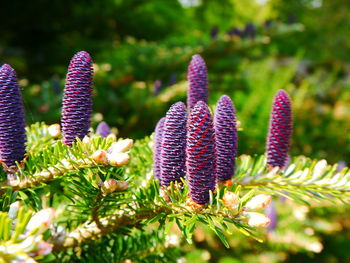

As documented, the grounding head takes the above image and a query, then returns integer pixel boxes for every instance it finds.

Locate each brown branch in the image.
[91,188,104,230]
[52,206,169,252]
[0,159,101,191]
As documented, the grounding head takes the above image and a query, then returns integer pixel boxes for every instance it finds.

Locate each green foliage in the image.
[0,204,54,262]
[0,124,349,262]
[1,1,350,261]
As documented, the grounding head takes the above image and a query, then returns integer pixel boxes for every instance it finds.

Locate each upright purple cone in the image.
[0,64,26,167]
[187,55,208,111]
[214,95,238,182]
[160,102,187,186]
[266,90,293,168]
[153,117,165,180]
[96,121,110,138]
[186,101,216,205]
[61,51,93,146]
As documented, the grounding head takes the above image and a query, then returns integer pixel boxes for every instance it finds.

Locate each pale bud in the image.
[36,170,52,179]
[47,167,58,175]
[244,212,270,228]
[25,258,37,263]
[14,254,37,263]
[26,208,55,235]
[222,192,239,209]
[313,159,327,178]
[60,158,73,169]
[48,124,61,138]
[165,234,180,248]
[82,136,92,144]
[8,201,20,219]
[91,150,108,164]
[36,241,53,256]
[245,194,272,210]
[306,242,323,253]
[102,179,117,194]
[107,139,133,154]
[102,179,129,194]
[116,180,129,191]
[107,153,130,166]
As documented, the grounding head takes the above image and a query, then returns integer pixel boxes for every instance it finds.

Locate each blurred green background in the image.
[1,0,349,262]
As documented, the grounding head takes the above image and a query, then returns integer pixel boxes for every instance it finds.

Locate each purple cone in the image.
[186,101,216,205]
[153,117,165,180]
[264,19,273,28]
[153,80,163,96]
[160,102,187,186]
[210,26,219,39]
[96,121,110,138]
[266,90,293,168]
[187,55,208,111]
[336,161,347,173]
[228,27,242,37]
[0,64,26,167]
[243,23,256,39]
[266,200,277,231]
[214,95,238,182]
[61,51,93,146]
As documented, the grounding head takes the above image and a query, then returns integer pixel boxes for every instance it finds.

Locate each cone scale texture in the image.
[153,117,166,179]
[186,101,216,205]
[187,55,208,111]
[160,102,187,186]
[96,121,110,138]
[0,64,26,167]
[61,51,93,146]
[266,90,292,168]
[214,95,238,181]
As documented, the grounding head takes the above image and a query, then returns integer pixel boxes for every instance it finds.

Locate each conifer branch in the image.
[233,155,350,202]
[52,206,169,251]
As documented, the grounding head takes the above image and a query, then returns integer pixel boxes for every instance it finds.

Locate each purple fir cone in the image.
[153,80,163,96]
[153,117,166,179]
[0,64,26,167]
[228,27,242,37]
[187,101,216,205]
[214,95,238,182]
[96,121,110,138]
[336,161,347,173]
[266,90,293,168]
[266,200,277,231]
[187,55,208,111]
[243,23,256,39]
[210,26,219,39]
[264,19,273,28]
[160,102,187,186]
[61,51,93,146]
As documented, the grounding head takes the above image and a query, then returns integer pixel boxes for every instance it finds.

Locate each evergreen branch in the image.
[0,136,132,191]
[52,206,169,251]
[26,122,61,152]
[5,158,103,191]
[234,155,350,202]
[52,181,263,252]
[55,229,180,263]
[0,202,55,262]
